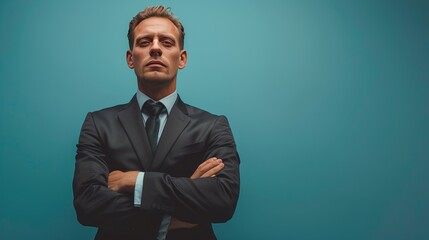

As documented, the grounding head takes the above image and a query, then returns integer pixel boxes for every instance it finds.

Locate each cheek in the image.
[169,54,181,65]
[131,50,146,63]
[133,55,145,64]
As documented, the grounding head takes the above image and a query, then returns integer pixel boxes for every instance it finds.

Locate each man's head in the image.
[127,6,185,50]
[126,6,187,100]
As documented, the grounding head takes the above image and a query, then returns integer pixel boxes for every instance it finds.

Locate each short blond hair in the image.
[127,6,185,50]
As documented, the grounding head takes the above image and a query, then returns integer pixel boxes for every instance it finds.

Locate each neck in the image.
[138,81,176,101]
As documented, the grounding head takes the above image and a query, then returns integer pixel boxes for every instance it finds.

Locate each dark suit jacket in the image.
[73,95,240,240]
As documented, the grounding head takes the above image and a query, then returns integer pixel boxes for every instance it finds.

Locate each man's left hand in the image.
[108,170,140,193]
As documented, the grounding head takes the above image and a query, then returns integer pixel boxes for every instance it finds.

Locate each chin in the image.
[139,75,173,87]
[145,77,170,83]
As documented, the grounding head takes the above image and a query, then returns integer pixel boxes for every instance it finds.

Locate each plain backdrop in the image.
[1,0,428,239]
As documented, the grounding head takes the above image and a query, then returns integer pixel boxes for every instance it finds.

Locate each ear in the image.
[126,50,134,69]
[178,50,187,69]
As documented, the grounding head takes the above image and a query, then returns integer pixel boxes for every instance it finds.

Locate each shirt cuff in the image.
[134,172,145,207]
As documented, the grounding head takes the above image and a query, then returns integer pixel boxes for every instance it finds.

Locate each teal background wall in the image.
[1,0,428,239]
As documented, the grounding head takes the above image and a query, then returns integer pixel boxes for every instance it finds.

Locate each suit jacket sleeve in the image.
[141,115,240,223]
[73,112,139,227]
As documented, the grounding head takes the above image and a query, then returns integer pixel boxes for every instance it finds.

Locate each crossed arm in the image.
[74,113,239,228]
[108,157,225,230]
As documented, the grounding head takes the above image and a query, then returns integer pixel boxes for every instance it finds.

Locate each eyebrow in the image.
[135,33,177,43]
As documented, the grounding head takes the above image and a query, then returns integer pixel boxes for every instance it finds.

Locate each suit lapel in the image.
[151,96,190,170]
[118,95,153,171]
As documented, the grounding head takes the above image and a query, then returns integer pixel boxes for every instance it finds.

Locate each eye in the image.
[161,40,174,47]
[138,40,150,47]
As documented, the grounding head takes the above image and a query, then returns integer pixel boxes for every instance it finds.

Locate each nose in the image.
[150,39,162,57]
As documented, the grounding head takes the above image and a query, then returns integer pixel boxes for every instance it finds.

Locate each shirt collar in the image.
[136,90,177,115]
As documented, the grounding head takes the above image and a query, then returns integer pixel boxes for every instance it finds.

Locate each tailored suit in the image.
[73,95,240,240]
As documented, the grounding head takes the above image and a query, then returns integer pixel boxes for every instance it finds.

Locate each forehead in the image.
[133,17,180,39]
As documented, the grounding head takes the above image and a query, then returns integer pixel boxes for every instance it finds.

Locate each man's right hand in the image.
[190,157,224,179]
[168,157,224,230]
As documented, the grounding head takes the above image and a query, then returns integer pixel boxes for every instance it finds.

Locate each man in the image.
[73,6,240,240]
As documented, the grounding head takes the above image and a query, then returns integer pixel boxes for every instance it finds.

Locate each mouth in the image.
[146,60,166,67]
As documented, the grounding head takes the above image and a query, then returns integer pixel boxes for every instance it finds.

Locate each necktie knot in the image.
[142,100,166,117]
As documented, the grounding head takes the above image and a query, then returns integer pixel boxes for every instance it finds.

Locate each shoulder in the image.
[176,95,217,118]
[91,103,128,117]
[181,102,237,149]
[184,103,217,118]
[181,101,231,128]
[83,96,137,127]
[89,95,137,119]
[179,99,223,121]
[82,103,126,124]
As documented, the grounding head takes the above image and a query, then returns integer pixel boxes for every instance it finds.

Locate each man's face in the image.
[126,17,187,90]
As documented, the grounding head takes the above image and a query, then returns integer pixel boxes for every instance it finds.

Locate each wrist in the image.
[125,171,139,191]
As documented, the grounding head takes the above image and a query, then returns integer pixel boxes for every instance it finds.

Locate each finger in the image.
[200,162,224,178]
[108,171,123,181]
[191,158,219,179]
[198,157,217,169]
[109,170,122,177]
[107,182,115,191]
[197,158,222,175]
